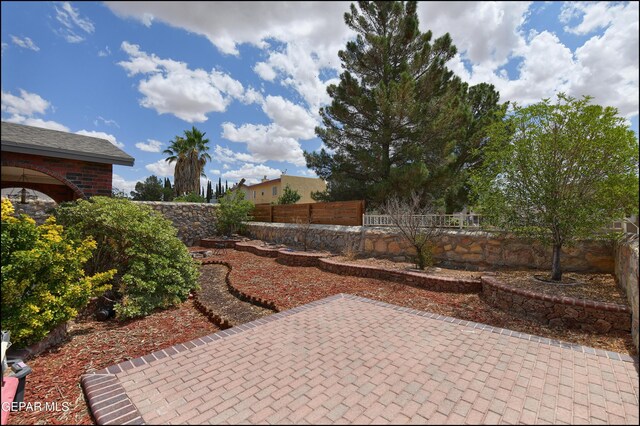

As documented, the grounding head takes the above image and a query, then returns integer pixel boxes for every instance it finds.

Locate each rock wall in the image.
[481,277,630,334]
[6,200,218,246]
[8,200,57,224]
[242,222,615,272]
[134,201,218,246]
[615,237,639,351]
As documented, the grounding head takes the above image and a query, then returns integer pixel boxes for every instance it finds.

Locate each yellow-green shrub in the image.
[54,197,199,320]
[1,199,114,347]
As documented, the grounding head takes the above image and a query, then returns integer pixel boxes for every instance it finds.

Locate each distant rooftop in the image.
[1,121,135,166]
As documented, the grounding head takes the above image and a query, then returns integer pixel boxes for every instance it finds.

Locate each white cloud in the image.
[94,115,119,127]
[222,163,282,185]
[135,138,163,152]
[54,2,94,43]
[112,173,138,195]
[418,2,530,68]
[219,95,316,166]
[254,62,276,81]
[76,130,125,148]
[105,2,351,57]
[1,89,50,116]
[98,46,111,57]
[118,41,249,122]
[567,2,639,118]
[10,35,39,51]
[145,159,174,177]
[209,169,221,176]
[4,115,70,132]
[560,2,625,35]
[1,43,8,56]
[1,89,70,131]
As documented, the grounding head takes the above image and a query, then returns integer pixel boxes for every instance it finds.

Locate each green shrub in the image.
[215,190,253,236]
[54,196,199,320]
[174,192,206,203]
[1,199,114,347]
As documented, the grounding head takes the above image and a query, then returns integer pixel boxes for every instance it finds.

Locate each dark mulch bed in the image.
[8,300,218,425]
[200,248,636,357]
[196,264,273,325]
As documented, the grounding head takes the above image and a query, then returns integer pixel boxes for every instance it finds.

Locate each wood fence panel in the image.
[250,200,364,226]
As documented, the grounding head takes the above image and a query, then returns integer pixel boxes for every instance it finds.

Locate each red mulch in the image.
[8,299,218,425]
[213,249,636,356]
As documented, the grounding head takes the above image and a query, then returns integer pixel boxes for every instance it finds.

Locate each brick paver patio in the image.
[82,294,639,425]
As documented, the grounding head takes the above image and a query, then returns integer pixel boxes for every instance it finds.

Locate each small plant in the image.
[1,199,114,346]
[341,239,360,260]
[174,192,206,203]
[216,190,253,236]
[54,197,199,320]
[382,192,442,270]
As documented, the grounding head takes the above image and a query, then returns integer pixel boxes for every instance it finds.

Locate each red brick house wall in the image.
[2,152,113,202]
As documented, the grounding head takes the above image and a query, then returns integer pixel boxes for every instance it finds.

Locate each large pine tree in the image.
[305,1,473,207]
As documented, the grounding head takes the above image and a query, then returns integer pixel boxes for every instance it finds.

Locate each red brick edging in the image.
[200,259,279,312]
[481,276,631,333]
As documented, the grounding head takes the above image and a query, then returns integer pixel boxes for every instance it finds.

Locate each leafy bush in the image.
[174,192,206,203]
[1,199,114,346]
[54,197,199,320]
[215,190,253,236]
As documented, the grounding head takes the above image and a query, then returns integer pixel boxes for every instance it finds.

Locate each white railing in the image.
[363,214,639,235]
[604,218,639,235]
[363,213,482,229]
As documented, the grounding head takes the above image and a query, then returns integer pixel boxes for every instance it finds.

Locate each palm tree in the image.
[163,127,211,196]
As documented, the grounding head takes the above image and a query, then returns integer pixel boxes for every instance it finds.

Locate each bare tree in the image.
[382,192,443,269]
[294,216,314,251]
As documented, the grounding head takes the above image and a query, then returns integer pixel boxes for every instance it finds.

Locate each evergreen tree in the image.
[218,177,223,198]
[163,178,174,201]
[276,185,302,204]
[225,180,228,192]
[130,175,164,201]
[206,180,212,202]
[305,1,469,207]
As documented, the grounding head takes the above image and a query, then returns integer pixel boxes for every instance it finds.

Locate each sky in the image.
[1,1,638,196]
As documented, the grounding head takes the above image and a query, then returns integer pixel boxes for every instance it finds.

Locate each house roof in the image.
[1,121,135,166]
[242,178,281,189]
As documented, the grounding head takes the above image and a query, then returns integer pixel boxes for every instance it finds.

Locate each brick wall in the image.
[2,152,112,201]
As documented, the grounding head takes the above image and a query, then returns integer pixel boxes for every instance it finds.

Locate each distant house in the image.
[240,175,326,204]
[1,121,134,203]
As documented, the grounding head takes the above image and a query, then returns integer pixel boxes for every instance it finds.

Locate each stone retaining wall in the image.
[615,238,639,351]
[242,222,615,272]
[134,201,217,246]
[481,276,630,334]
[319,258,481,294]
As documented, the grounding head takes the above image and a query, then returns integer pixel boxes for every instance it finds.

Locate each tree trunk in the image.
[551,243,562,281]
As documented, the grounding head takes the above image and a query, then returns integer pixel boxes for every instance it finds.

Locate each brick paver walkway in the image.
[82,294,639,425]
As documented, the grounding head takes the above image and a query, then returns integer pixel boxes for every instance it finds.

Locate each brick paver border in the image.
[82,293,637,425]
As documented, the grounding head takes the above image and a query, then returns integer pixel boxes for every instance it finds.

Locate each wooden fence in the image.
[251,200,365,226]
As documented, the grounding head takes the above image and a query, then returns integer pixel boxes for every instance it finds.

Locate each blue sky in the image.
[2,1,638,195]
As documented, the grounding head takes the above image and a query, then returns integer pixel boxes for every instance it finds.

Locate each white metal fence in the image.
[363,214,639,235]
